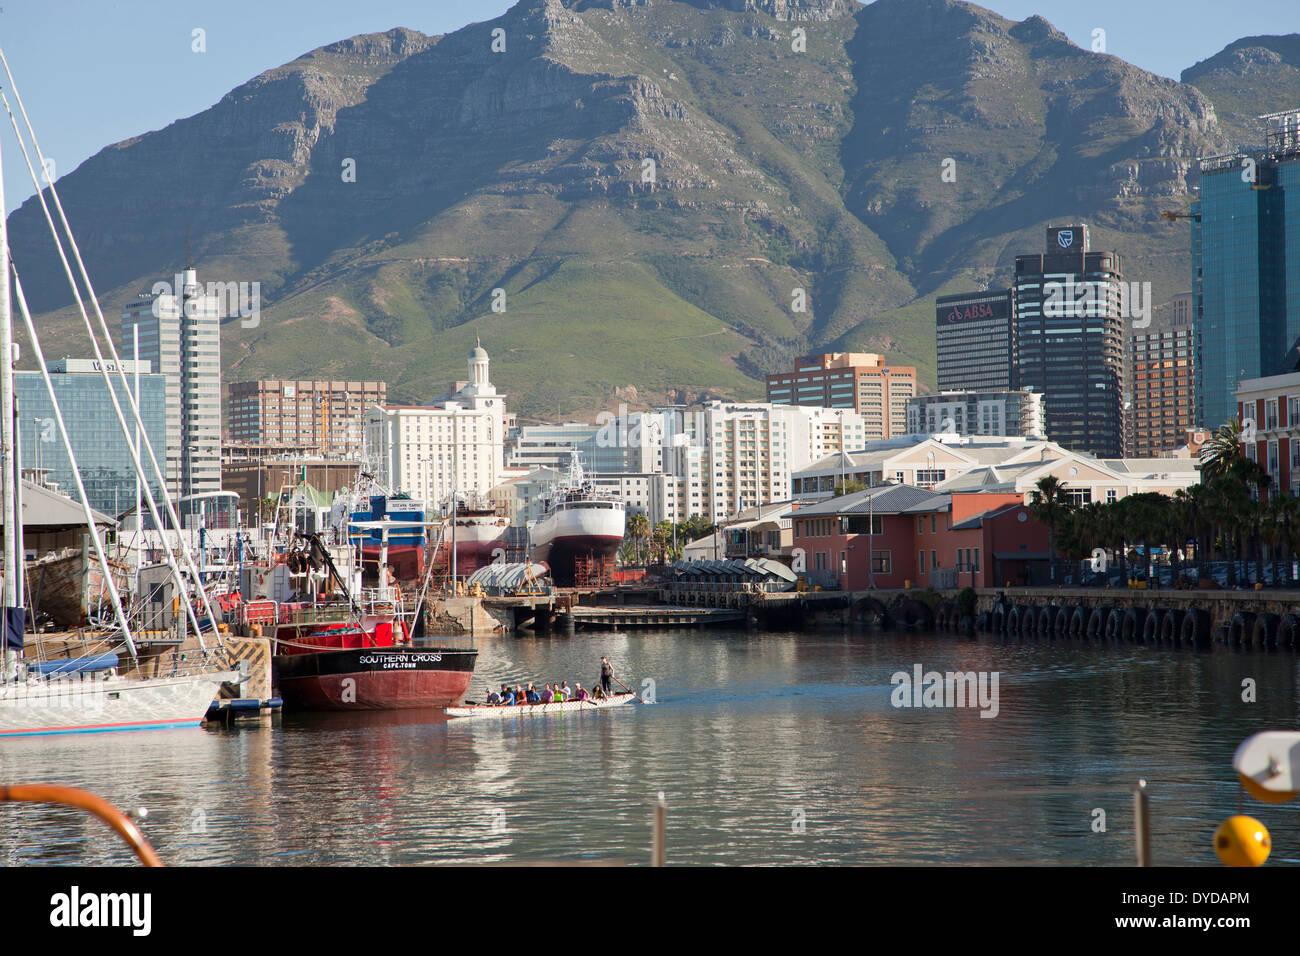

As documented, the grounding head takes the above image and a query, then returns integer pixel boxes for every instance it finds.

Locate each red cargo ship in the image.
[273,616,477,711]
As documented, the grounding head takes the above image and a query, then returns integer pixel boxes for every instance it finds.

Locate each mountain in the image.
[1182,35,1300,146]
[7,0,1254,420]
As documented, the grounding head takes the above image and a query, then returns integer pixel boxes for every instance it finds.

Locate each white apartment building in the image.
[364,342,507,508]
[121,267,222,505]
[660,401,870,521]
[906,389,1046,439]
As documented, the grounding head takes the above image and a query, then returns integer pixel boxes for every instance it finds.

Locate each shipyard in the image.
[3,0,1300,940]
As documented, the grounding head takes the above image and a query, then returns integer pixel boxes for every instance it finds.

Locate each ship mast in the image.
[0,133,21,677]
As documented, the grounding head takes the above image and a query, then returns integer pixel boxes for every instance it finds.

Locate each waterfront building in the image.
[121,267,223,502]
[15,360,167,517]
[227,379,385,457]
[1236,367,1300,496]
[1014,224,1125,457]
[765,353,916,440]
[221,447,361,525]
[791,486,1048,589]
[364,342,507,507]
[791,433,1200,502]
[1127,302,1195,457]
[1194,110,1300,430]
[935,289,1016,391]
[905,389,1044,438]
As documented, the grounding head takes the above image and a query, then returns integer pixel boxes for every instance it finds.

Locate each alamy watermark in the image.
[890,664,999,718]
[1043,277,1150,328]
[152,273,261,329]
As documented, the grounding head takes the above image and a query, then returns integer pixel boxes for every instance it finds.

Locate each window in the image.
[930,515,936,533]
[917,516,924,534]
[1268,441,1279,475]
[1065,488,1092,506]
[931,549,938,569]
[1106,489,1118,503]
[872,552,892,574]
[1267,400,1279,430]
[919,550,927,573]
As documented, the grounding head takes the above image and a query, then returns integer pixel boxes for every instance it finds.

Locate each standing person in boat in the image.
[600,657,614,695]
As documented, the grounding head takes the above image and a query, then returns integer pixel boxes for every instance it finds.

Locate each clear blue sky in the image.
[2,0,1298,212]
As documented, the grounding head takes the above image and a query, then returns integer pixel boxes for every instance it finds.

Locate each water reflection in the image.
[2,629,1297,865]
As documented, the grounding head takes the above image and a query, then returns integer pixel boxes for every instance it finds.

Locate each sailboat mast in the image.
[0,135,23,668]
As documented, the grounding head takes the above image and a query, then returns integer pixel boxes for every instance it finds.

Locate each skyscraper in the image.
[121,267,223,503]
[1014,224,1125,457]
[1193,109,1300,430]
[935,289,1016,391]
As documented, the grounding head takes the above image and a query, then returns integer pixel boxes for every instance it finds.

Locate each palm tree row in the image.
[1036,417,1294,587]
[622,513,714,566]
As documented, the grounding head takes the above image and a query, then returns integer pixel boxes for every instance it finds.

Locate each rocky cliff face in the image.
[1183,35,1300,145]
[7,0,1279,417]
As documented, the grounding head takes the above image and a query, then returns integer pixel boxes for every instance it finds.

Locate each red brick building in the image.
[1236,370,1300,496]
[791,484,1051,589]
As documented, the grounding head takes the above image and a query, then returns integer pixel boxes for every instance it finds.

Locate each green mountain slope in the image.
[9,0,1262,420]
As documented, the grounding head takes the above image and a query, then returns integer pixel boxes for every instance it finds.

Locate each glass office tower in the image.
[1194,110,1300,430]
[15,362,167,517]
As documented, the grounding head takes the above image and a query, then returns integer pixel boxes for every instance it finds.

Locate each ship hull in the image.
[530,502,625,586]
[0,670,238,737]
[274,647,477,711]
[448,512,511,577]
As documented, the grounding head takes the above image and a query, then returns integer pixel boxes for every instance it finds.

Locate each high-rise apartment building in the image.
[1194,109,1300,430]
[1014,224,1125,457]
[227,380,386,457]
[661,401,869,521]
[765,353,916,439]
[935,289,1016,391]
[1127,300,1195,457]
[121,267,222,501]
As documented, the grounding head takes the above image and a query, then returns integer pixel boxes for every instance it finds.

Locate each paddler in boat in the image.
[591,684,606,701]
[499,685,517,706]
[573,683,590,701]
[485,686,501,706]
[525,683,540,704]
[540,683,554,703]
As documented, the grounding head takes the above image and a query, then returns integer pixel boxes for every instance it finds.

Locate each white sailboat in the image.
[0,50,238,735]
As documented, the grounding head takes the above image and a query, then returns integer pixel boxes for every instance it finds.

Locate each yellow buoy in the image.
[1213,815,1271,867]
[1239,773,1298,804]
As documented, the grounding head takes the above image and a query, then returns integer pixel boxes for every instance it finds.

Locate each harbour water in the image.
[3,628,1298,866]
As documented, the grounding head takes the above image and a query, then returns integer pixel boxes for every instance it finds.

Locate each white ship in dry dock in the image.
[528,456,625,587]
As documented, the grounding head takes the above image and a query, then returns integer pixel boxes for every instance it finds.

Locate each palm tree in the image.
[1201,416,1249,482]
[626,512,650,565]
[1028,475,1073,584]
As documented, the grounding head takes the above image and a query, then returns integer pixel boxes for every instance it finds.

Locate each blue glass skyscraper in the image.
[1194,110,1300,430]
